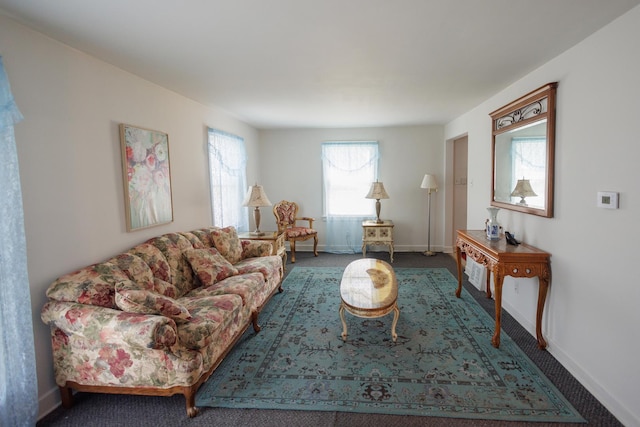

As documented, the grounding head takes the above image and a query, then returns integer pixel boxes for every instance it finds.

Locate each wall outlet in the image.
[455,177,467,185]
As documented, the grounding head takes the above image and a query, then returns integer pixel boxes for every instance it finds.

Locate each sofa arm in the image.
[41,301,177,350]
[241,240,273,259]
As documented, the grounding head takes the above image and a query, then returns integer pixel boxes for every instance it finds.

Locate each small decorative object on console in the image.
[505,231,520,246]
[486,207,501,240]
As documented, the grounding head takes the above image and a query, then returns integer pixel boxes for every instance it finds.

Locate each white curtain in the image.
[322,142,378,253]
[207,128,249,231]
[0,56,38,426]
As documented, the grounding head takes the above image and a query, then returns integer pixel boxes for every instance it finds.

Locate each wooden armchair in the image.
[273,200,318,263]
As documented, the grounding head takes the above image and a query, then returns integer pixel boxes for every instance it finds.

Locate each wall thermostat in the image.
[597,191,619,209]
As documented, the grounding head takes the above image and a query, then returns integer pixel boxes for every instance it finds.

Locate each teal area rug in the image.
[196,267,585,423]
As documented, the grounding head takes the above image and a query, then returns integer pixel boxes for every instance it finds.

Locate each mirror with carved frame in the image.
[490,82,557,218]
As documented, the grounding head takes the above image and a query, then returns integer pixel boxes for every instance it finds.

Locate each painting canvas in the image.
[119,124,173,231]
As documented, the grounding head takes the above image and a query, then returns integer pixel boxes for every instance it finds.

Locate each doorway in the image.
[452,136,468,245]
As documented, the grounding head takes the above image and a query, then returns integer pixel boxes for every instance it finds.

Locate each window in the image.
[511,136,546,207]
[321,141,379,253]
[207,128,248,231]
[322,141,379,217]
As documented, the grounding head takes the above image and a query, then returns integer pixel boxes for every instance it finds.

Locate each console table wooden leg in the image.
[536,276,550,349]
[485,268,492,298]
[492,271,504,348]
[455,246,463,298]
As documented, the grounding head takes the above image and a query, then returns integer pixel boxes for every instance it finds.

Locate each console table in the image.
[455,229,551,349]
[362,220,394,262]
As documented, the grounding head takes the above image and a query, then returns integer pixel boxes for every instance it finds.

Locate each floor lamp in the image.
[420,174,438,256]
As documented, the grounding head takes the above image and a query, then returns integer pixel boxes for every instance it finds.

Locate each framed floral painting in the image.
[119,124,173,231]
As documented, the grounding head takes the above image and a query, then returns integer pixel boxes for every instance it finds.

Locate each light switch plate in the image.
[597,191,619,209]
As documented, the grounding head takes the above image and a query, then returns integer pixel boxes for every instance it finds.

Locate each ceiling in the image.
[1,0,638,129]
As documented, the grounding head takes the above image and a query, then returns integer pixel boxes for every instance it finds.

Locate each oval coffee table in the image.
[339,258,399,342]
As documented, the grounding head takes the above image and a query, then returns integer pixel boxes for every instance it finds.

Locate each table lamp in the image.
[242,184,272,235]
[511,178,537,206]
[365,181,389,224]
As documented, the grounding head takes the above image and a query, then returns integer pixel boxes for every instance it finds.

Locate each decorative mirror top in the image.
[495,97,548,130]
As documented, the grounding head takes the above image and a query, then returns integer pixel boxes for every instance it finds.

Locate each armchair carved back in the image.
[273,200,299,234]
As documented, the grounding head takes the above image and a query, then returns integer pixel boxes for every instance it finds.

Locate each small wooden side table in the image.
[362,220,394,262]
[238,231,287,270]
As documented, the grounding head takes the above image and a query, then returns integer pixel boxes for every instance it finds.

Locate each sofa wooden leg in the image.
[59,385,73,408]
[251,311,261,332]
[184,389,199,418]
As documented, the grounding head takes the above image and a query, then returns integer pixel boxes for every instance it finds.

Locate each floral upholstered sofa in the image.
[40,226,283,417]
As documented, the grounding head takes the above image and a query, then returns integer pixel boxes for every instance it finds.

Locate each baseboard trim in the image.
[38,385,62,421]
[288,244,453,254]
[547,343,634,426]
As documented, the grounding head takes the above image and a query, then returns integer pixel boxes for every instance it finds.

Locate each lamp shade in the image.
[420,174,438,190]
[366,181,389,200]
[510,178,537,198]
[242,184,272,207]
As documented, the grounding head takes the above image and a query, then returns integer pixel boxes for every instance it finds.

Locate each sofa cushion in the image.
[128,243,172,283]
[152,278,182,299]
[183,247,239,287]
[210,226,243,264]
[176,294,243,350]
[115,282,192,324]
[189,227,218,249]
[179,231,206,249]
[235,256,282,283]
[146,234,197,296]
[185,272,263,309]
[108,253,155,289]
[240,239,273,259]
[46,262,131,308]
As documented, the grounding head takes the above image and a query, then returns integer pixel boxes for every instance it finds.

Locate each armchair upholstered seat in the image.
[273,200,318,263]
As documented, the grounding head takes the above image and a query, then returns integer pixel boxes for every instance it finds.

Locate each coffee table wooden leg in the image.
[391,304,399,342]
[339,302,348,341]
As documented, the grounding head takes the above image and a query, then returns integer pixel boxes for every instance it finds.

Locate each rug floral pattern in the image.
[196,267,584,423]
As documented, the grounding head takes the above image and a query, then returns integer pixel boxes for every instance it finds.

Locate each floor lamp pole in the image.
[425,189,435,256]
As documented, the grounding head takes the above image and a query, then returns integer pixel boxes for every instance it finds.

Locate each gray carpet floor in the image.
[37,251,622,427]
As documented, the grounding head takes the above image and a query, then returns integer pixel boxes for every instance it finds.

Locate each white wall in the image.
[445,6,640,426]
[0,14,260,418]
[257,126,445,253]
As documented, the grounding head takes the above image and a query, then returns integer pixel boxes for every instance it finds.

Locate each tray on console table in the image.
[455,230,551,350]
